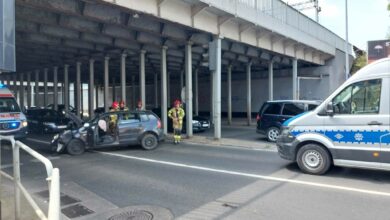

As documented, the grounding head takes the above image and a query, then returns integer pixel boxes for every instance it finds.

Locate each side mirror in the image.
[83,123,90,128]
[326,102,334,116]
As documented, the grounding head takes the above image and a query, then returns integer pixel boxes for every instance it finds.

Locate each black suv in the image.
[256,100,320,142]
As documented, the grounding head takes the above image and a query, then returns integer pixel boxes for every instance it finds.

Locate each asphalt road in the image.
[2,134,390,220]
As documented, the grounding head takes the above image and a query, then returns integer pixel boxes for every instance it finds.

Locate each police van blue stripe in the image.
[291,130,390,145]
[283,112,308,127]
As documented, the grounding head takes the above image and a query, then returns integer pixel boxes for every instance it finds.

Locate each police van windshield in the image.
[0,98,21,113]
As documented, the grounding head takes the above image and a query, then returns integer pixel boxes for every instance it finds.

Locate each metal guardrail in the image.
[202,0,352,55]
[0,135,61,220]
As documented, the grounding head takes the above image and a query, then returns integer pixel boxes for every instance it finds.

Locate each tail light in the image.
[157,120,162,129]
[256,114,261,122]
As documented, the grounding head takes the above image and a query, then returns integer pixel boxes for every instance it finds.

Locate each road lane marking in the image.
[182,141,277,152]
[26,138,51,145]
[96,151,390,197]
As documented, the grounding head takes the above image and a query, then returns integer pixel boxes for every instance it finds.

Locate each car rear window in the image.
[282,103,305,116]
[263,103,282,115]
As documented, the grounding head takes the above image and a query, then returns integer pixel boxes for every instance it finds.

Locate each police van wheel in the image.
[297,144,331,175]
[67,139,85,155]
[267,127,280,142]
[141,133,158,150]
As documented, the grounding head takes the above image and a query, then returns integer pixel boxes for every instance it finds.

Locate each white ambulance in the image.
[0,84,28,139]
[277,58,390,175]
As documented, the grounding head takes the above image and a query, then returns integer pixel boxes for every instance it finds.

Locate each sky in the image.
[283,0,390,50]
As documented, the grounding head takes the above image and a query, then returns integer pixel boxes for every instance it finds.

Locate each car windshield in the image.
[0,98,21,113]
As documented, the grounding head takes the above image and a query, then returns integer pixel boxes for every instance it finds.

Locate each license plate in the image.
[57,125,67,129]
[202,123,209,128]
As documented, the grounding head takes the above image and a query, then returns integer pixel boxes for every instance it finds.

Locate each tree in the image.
[351,51,367,74]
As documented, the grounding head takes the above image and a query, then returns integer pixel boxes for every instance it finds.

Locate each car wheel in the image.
[267,127,280,142]
[66,139,85,155]
[141,133,158,150]
[297,143,331,175]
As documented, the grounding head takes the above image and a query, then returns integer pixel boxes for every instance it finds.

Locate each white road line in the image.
[96,151,390,197]
[26,138,51,145]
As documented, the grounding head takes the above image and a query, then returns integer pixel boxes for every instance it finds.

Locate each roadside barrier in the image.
[0,135,61,220]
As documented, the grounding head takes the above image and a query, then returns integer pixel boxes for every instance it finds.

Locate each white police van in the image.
[0,84,28,139]
[277,58,390,175]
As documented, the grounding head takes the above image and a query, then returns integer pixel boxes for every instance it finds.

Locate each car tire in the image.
[266,127,280,142]
[296,143,331,175]
[141,133,158,150]
[66,139,85,155]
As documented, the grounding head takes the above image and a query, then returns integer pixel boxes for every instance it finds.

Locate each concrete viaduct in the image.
[0,0,353,139]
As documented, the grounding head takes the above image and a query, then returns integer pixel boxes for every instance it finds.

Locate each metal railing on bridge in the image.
[0,136,61,220]
[201,0,352,55]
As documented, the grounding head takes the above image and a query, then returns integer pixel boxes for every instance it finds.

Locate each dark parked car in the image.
[26,108,74,134]
[152,108,210,133]
[47,104,76,115]
[256,100,320,142]
[52,110,164,155]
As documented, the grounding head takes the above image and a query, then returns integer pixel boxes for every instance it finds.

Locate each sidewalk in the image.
[1,177,40,220]
[169,117,277,152]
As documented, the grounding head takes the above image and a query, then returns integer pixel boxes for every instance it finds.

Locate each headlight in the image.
[281,126,295,138]
[22,120,28,127]
[53,134,59,140]
[192,120,200,125]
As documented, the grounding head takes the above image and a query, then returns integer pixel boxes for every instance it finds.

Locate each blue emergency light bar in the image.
[0,83,6,89]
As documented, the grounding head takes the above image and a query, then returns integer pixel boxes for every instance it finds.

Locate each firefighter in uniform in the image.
[119,100,129,111]
[168,99,185,144]
[109,101,119,136]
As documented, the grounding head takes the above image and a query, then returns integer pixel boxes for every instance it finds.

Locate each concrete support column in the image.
[13,74,17,99]
[139,50,146,109]
[53,66,58,111]
[19,73,24,110]
[76,62,81,116]
[104,57,110,112]
[161,46,168,135]
[27,72,32,109]
[64,65,69,111]
[194,68,199,116]
[89,59,95,118]
[210,73,214,124]
[180,70,184,90]
[185,42,193,137]
[120,53,127,103]
[211,37,222,139]
[131,75,136,109]
[34,70,39,106]
[268,61,274,101]
[154,73,158,108]
[95,85,99,108]
[227,64,232,125]
[246,62,252,126]
[292,58,298,100]
[167,72,171,106]
[43,68,48,107]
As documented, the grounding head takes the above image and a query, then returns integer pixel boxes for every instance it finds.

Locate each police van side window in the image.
[332,79,381,114]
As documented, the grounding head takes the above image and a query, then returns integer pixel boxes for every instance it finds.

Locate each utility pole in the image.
[345,0,349,80]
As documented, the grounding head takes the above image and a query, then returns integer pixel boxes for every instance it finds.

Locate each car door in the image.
[117,112,142,144]
[323,78,385,168]
[261,103,283,129]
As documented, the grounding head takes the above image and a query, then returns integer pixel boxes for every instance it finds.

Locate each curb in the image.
[165,134,277,152]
